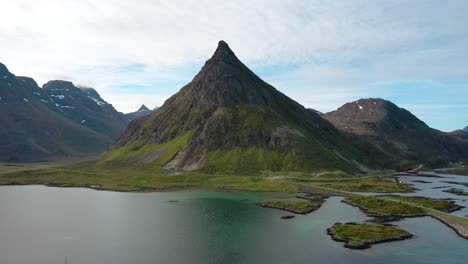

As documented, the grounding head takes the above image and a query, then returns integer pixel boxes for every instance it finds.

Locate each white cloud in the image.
[1,0,468,126]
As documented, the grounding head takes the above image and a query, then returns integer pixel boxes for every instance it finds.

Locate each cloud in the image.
[1,0,468,130]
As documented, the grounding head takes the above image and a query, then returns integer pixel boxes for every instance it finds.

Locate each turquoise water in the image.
[0,186,466,264]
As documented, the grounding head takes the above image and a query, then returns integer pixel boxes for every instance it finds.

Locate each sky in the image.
[1,0,467,132]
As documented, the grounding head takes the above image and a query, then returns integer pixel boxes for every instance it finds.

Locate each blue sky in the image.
[1,0,467,131]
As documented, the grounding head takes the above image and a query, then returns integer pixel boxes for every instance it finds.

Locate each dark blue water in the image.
[0,186,466,264]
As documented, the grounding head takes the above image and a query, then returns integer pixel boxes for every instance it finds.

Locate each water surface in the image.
[0,186,466,264]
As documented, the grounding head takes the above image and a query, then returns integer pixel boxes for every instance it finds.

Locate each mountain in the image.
[100,41,372,175]
[0,62,112,161]
[464,126,468,133]
[449,129,468,140]
[42,80,128,140]
[125,104,155,121]
[324,98,468,168]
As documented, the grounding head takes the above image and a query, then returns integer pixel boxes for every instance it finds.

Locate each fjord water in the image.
[0,186,466,264]
[392,173,468,217]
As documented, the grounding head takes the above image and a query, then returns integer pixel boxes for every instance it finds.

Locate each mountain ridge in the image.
[42,80,128,140]
[0,62,113,161]
[324,98,468,168]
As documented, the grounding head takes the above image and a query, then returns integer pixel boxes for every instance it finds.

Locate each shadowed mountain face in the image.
[103,41,371,174]
[325,98,468,168]
[42,80,128,140]
[125,104,155,122]
[464,127,468,133]
[0,63,112,162]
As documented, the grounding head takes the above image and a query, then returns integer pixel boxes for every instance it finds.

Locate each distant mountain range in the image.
[125,104,156,121]
[0,62,128,161]
[2,42,467,171]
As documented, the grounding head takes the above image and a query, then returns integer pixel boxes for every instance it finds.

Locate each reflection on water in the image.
[0,186,466,264]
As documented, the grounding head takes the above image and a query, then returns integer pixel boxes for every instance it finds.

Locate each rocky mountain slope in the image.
[0,62,112,161]
[42,80,128,140]
[324,99,468,168]
[125,104,155,121]
[100,41,372,174]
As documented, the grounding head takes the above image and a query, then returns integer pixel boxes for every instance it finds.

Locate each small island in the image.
[443,188,468,196]
[327,222,413,249]
[413,180,432,183]
[258,198,325,214]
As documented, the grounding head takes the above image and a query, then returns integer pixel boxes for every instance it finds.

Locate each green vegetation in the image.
[258,200,324,214]
[443,167,468,176]
[443,188,468,197]
[0,162,412,195]
[98,131,194,173]
[379,195,463,212]
[0,166,302,192]
[344,195,462,217]
[203,147,298,175]
[344,196,426,216]
[328,223,412,249]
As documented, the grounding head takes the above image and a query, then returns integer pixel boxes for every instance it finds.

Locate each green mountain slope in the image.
[100,41,372,175]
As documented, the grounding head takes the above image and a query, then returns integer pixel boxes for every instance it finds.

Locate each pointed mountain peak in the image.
[212,40,235,58]
[170,40,282,108]
[138,104,150,112]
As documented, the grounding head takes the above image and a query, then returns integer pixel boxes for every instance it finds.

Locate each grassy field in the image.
[0,165,306,192]
[289,177,412,193]
[343,196,426,216]
[0,162,412,194]
[379,195,463,212]
[343,195,462,217]
[328,223,412,249]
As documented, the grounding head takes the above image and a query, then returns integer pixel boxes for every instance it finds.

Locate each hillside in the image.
[0,62,112,161]
[324,98,468,168]
[100,41,371,175]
